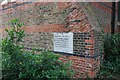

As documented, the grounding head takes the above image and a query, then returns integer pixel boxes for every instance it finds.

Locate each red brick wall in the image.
[0,2,104,78]
[59,55,98,78]
[0,2,93,33]
[89,2,120,33]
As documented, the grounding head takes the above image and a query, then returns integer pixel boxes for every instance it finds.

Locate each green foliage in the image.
[2,51,74,80]
[96,33,120,79]
[2,19,74,80]
[2,19,24,55]
[104,33,120,59]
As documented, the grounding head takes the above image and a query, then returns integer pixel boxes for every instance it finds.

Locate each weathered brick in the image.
[0,2,105,78]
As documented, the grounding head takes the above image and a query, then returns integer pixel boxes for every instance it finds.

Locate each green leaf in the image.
[5,29,8,32]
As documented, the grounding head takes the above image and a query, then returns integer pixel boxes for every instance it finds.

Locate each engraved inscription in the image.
[54,33,73,54]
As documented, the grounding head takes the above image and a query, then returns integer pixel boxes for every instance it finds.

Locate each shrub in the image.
[2,19,26,80]
[2,50,74,80]
[2,19,74,80]
[104,33,120,60]
[96,33,120,79]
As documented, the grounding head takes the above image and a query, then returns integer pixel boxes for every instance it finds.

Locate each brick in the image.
[0,2,105,78]
[90,2,112,13]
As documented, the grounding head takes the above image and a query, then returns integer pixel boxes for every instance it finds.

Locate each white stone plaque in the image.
[54,32,73,54]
